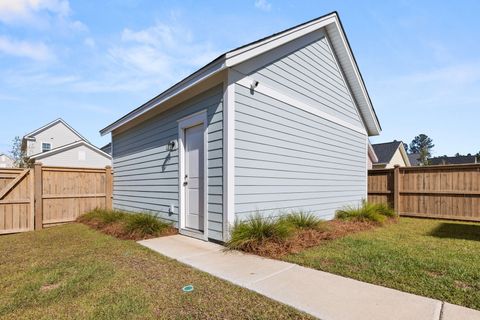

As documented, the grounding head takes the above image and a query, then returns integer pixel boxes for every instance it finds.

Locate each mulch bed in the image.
[78,219,178,241]
[237,219,395,258]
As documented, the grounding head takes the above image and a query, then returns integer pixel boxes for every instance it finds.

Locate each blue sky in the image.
[0,0,479,156]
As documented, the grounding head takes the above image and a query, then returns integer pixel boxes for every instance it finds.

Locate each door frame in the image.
[177,109,209,241]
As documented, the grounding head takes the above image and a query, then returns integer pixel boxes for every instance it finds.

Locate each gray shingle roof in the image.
[371,141,404,164]
[430,155,477,165]
[408,153,421,166]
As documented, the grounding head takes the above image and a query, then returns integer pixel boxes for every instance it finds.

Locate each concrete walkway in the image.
[139,235,480,320]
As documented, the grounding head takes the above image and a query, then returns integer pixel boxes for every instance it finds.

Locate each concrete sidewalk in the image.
[139,235,480,320]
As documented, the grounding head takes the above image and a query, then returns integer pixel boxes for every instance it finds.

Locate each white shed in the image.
[100,12,381,242]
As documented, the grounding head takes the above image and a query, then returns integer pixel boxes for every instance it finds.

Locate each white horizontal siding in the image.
[239,35,362,128]
[112,86,224,241]
[234,83,367,220]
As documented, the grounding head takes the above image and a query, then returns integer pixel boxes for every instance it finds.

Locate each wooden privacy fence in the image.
[368,164,480,222]
[0,164,112,234]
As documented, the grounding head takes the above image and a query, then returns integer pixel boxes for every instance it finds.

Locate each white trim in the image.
[100,13,380,137]
[398,144,411,167]
[237,77,367,135]
[226,16,336,66]
[30,140,111,160]
[178,110,209,241]
[365,135,368,200]
[24,118,90,143]
[367,142,378,163]
[325,23,381,135]
[322,33,364,127]
[101,60,225,136]
[222,71,236,241]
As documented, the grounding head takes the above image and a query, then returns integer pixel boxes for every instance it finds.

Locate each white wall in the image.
[26,122,82,156]
[384,148,408,168]
[37,145,111,168]
[0,155,14,168]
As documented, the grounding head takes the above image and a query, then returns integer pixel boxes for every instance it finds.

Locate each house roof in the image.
[408,153,421,166]
[0,153,13,160]
[368,142,378,163]
[100,11,381,137]
[23,118,89,143]
[29,140,111,160]
[372,141,408,165]
[430,155,478,165]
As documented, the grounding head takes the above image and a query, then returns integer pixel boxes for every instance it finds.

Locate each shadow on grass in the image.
[429,223,480,241]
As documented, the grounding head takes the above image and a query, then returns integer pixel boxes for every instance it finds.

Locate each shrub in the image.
[124,213,172,236]
[280,211,326,230]
[77,208,175,240]
[77,208,127,227]
[226,213,294,250]
[335,201,396,223]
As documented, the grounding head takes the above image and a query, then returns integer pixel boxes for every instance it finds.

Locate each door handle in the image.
[183,181,188,186]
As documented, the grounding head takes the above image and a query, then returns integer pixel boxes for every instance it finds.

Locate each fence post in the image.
[105,166,112,210]
[393,165,400,214]
[34,162,43,230]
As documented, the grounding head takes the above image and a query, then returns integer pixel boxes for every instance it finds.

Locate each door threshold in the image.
[180,228,206,241]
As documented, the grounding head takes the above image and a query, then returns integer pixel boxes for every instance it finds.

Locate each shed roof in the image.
[100,11,381,137]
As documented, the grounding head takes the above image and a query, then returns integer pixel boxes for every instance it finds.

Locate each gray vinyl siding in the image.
[237,35,362,127]
[234,83,367,220]
[112,86,224,241]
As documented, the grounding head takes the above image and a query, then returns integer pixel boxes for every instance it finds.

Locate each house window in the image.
[42,143,52,152]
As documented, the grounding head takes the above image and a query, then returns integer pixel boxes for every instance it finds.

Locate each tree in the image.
[409,134,434,165]
[10,136,32,168]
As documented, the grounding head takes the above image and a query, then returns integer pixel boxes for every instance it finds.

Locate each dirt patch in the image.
[233,220,383,258]
[40,283,61,292]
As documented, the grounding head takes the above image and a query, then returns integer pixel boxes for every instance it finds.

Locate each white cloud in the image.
[108,22,220,78]
[0,0,86,35]
[83,37,95,48]
[0,0,70,24]
[254,0,271,11]
[0,36,53,60]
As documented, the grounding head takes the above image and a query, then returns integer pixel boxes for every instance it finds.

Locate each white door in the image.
[184,124,204,231]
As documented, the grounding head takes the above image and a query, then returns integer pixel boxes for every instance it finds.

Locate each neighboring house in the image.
[100,12,381,242]
[23,118,111,168]
[372,141,410,168]
[408,153,421,166]
[430,155,478,165]
[0,154,14,168]
[367,142,379,170]
[101,143,112,155]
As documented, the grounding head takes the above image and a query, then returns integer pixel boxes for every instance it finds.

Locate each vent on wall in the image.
[78,150,86,161]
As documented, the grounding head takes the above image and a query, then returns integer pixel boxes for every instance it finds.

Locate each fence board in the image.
[368,164,480,222]
[0,165,113,234]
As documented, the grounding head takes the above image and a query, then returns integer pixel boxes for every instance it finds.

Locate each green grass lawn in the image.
[284,217,480,310]
[0,224,311,320]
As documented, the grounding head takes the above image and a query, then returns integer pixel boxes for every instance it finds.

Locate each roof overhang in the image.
[100,11,381,136]
[368,142,379,163]
[398,144,411,166]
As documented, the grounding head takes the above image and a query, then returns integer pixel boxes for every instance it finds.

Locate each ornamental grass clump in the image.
[335,201,396,224]
[226,213,294,250]
[78,208,176,240]
[279,211,326,230]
